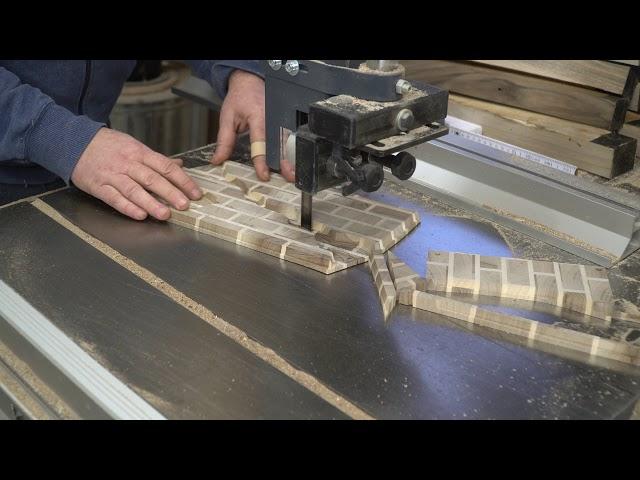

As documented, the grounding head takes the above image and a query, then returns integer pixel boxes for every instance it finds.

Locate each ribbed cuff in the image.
[211,60,264,98]
[26,102,106,184]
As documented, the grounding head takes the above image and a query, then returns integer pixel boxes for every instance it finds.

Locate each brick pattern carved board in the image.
[426,250,614,321]
[167,162,420,274]
[387,251,639,366]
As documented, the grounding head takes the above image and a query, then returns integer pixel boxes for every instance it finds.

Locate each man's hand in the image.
[211,69,295,182]
[71,128,203,221]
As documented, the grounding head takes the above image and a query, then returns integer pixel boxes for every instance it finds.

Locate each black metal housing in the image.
[308,81,448,149]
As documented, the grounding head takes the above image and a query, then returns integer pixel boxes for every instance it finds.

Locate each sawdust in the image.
[318,87,425,114]
[357,63,406,77]
[0,361,50,420]
[482,204,617,263]
[607,163,640,188]
[613,299,640,325]
[381,180,470,218]
[31,198,374,420]
[129,385,175,416]
[0,337,78,419]
[321,95,386,112]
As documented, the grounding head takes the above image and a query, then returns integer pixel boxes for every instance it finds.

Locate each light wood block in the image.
[534,274,559,305]
[386,251,425,305]
[479,270,502,297]
[452,252,476,291]
[426,250,614,320]
[426,262,448,294]
[368,253,396,319]
[168,162,419,274]
[448,94,637,178]
[411,290,640,366]
[504,259,535,300]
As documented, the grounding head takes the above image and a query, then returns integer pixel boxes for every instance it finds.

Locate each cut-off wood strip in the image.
[411,290,640,366]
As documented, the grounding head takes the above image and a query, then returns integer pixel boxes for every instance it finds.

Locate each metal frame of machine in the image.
[263,60,449,229]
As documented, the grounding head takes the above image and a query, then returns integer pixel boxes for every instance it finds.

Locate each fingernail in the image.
[177,197,189,210]
[191,187,203,199]
[157,206,170,220]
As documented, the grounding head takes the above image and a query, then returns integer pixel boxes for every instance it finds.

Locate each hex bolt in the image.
[268,60,283,70]
[285,60,300,76]
[395,109,414,131]
[396,79,412,95]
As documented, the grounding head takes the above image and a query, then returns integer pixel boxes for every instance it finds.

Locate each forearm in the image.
[184,60,264,98]
[0,66,104,183]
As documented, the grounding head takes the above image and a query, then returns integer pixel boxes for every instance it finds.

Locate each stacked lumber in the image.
[404,60,639,178]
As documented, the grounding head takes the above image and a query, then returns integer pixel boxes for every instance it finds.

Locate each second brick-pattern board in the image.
[426,250,614,321]
[378,250,640,366]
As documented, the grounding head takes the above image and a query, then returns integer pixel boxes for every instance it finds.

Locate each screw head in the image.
[395,109,414,132]
[285,60,300,76]
[396,79,412,95]
[268,60,282,70]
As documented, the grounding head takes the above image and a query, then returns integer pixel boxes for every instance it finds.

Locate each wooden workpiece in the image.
[425,250,614,321]
[404,60,630,130]
[380,250,638,366]
[447,94,637,178]
[167,162,420,274]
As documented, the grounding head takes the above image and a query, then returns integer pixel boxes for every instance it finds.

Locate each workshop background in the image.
[110,60,220,156]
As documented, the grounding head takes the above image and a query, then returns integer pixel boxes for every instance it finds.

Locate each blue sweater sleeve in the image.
[184,60,264,98]
[0,66,105,184]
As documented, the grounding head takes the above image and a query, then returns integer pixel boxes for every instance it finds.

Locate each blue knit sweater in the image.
[0,60,262,185]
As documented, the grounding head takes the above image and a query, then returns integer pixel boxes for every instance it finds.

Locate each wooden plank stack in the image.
[403,60,640,178]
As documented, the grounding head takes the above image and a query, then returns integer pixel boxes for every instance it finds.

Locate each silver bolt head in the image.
[396,109,414,132]
[396,79,412,95]
[285,60,300,76]
[268,60,282,70]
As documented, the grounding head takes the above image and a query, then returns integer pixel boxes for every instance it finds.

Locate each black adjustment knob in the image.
[360,162,384,192]
[389,152,416,180]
